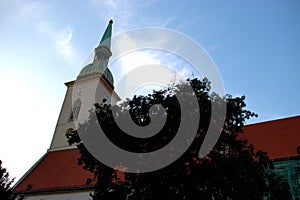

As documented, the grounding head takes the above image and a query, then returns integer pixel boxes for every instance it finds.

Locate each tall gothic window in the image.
[69,98,81,121]
[102,93,110,104]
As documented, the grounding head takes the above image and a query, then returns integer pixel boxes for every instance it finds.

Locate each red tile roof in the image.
[13,116,300,194]
[241,116,300,159]
[13,149,95,193]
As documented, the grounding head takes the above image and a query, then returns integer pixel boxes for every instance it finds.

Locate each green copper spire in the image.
[78,20,114,85]
[99,19,113,49]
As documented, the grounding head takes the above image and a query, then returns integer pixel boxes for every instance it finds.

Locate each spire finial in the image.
[109,19,113,24]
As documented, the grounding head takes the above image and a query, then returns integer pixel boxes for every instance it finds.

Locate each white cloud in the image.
[37,23,77,63]
[109,29,199,90]
[57,27,74,59]
[119,51,161,74]
[3,0,79,64]
[36,22,78,65]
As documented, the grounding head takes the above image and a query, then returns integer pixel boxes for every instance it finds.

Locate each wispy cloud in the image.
[40,25,78,65]
[160,16,177,28]
[3,0,79,65]
[37,23,78,63]
[57,27,74,60]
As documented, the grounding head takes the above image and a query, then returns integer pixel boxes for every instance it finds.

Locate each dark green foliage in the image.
[0,160,14,200]
[66,78,291,200]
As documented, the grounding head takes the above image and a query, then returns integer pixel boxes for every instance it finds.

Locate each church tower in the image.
[13,20,120,199]
[50,19,120,151]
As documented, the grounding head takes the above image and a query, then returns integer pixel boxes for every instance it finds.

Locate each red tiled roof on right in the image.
[241,115,300,159]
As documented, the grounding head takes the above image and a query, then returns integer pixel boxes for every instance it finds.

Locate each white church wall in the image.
[22,190,93,200]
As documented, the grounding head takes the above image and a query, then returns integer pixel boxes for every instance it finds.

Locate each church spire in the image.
[93,19,113,63]
[98,19,113,49]
[78,20,115,85]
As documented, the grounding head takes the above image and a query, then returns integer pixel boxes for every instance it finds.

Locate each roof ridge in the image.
[245,115,300,127]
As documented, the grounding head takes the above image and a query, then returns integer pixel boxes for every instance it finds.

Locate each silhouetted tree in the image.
[0,160,14,200]
[67,78,291,200]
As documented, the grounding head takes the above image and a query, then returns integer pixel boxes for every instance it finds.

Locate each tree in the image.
[0,160,14,200]
[66,78,291,200]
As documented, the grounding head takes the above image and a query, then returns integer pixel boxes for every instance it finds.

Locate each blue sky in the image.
[0,0,299,182]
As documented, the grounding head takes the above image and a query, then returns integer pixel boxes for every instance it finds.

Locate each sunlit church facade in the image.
[12,21,300,200]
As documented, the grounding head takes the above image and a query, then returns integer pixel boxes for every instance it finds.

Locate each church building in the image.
[13,20,119,200]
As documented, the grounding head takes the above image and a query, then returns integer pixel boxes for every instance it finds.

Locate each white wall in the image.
[21,191,93,200]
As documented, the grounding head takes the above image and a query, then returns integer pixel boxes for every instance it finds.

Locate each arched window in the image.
[69,98,81,121]
[102,93,109,104]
